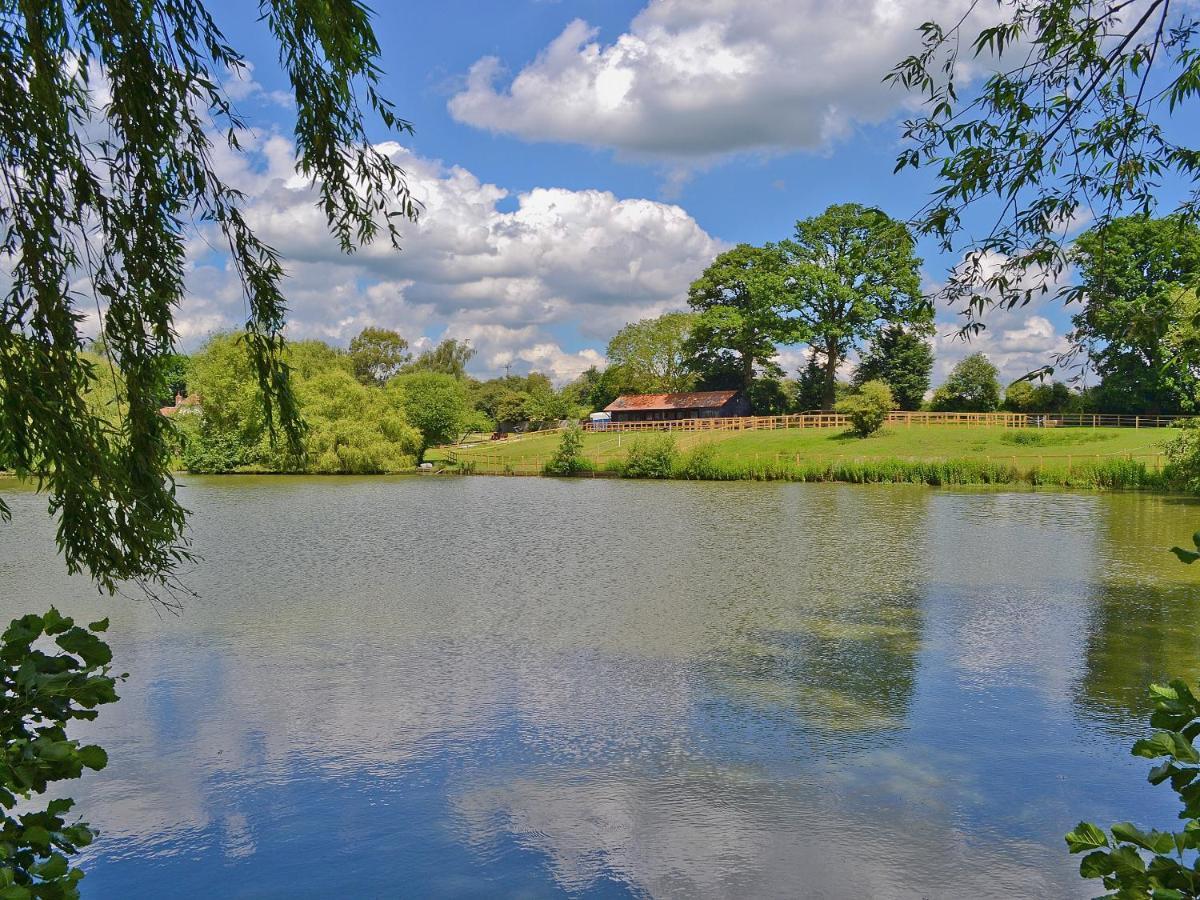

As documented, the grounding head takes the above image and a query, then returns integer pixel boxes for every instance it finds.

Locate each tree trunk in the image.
[821,340,839,410]
[742,353,755,405]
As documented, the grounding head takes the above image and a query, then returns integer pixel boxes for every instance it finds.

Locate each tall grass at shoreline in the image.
[622,444,1169,490]
[443,423,1182,490]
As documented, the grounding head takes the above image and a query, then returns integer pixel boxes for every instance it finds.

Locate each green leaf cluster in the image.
[853,326,934,411]
[1067,679,1200,897]
[888,0,1200,344]
[0,610,119,899]
[605,313,698,395]
[1073,217,1200,415]
[685,205,928,411]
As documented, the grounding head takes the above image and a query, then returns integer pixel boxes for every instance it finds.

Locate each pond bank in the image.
[452,452,1176,491]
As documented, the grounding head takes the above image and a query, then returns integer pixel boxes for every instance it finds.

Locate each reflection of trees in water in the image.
[1077,579,1200,723]
[716,593,923,735]
[703,486,931,738]
[1077,494,1200,724]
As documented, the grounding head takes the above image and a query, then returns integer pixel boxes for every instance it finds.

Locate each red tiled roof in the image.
[604,390,740,412]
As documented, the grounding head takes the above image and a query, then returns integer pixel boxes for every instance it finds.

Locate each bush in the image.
[1165,418,1200,492]
[835,380,893,437]
[672,442,720,479]
[0,610,120,898]
[544,425,590,475]
[623,434,678,478]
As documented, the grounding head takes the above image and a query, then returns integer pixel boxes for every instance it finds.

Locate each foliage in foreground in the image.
[0,0,413,593]
[835,380,893,437]
[1066,679,1200,898]
[0,611,119,898]
[890,0,1200,341]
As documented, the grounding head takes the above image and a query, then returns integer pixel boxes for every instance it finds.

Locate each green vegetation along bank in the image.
[440,424,1188,491]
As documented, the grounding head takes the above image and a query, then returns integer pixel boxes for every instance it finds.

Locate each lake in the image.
[1,476,1199,898]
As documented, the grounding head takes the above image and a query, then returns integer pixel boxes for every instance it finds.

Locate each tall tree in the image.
[349,327,411,387]
[1072,216,1200,413]
[0,0,416,594]
[780,204,928,409]
[391,373,469,461]
[930,353,1002,412]
[890,0,1200,348]
[405,338,476,379]
[605,312,697,394]
[854,326,934,411]
[686,244,796,399]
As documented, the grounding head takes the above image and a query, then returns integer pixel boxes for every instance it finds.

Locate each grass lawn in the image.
[436,424,1174,479]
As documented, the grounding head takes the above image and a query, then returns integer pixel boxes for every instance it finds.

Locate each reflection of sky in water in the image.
[0,478,1198,898]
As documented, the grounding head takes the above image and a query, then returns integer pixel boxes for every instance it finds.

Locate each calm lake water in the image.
[2,476,1199,898]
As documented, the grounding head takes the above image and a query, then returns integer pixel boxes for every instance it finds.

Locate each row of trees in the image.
[586,211,1200,417]
[156,209,1200,474]
[153,330,597,473]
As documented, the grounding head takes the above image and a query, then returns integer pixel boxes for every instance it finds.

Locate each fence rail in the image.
[582,410,1190,433]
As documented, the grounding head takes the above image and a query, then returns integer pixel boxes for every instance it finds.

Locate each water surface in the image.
[1,477,1198,898]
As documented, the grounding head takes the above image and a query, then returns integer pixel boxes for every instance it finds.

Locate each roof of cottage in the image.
[603,390,740,413]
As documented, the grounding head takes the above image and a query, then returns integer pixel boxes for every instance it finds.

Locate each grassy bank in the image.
[439,424,1179,490]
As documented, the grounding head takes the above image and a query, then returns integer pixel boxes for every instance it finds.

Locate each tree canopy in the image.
[890,0,1200,348]
[781,204,927,409]
[854,325,934,411]
[349,327,411,387]
[686,244,795,397]
[393,372,470,460]
[931,353,1003,412]
[606,312,697,394]
[1073,216,1200,413]
[405,338,476,379]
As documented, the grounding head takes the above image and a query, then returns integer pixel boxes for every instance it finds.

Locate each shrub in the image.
[544,425,589,475]
[624,434,678,478]
[673,442,720,479]
[835,380,893,437]
[1165,419,1200,492]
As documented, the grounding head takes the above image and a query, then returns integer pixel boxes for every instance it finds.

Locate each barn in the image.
[603,390,749,423]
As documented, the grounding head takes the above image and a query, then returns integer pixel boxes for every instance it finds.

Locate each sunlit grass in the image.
[441,424,1171,470]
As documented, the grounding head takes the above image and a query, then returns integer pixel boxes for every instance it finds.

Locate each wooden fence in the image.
[582,410,1189,433]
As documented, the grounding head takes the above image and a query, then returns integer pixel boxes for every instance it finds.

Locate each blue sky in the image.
[181,0,1098,385]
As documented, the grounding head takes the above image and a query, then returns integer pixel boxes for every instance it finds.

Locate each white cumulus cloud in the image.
[178,136,725,382]
[448,0,975,162]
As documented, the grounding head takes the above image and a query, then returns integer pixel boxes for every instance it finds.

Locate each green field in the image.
[434,423,1178,488]
[443,424,1169,465]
